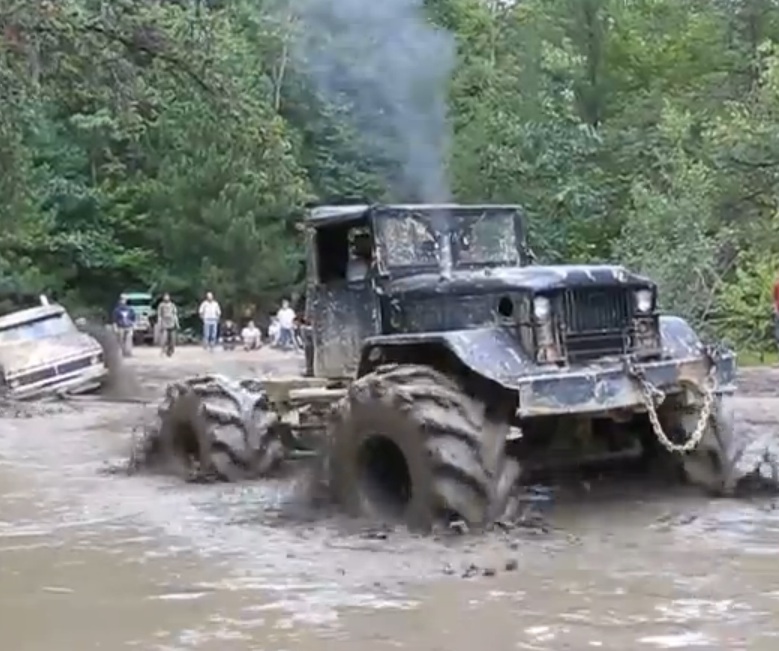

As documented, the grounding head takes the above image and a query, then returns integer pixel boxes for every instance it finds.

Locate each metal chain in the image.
[627,359,717,454]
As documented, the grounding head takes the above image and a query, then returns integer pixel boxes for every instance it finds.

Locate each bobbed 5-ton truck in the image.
[137,203,740,532]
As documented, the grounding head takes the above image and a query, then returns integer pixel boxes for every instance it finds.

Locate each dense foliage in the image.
[2,0,779,350]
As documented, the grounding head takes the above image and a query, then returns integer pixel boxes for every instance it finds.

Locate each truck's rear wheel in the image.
[132,375,284,481]
[326,364,519,532]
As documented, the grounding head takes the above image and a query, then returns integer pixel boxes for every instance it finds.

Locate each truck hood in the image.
[0,333,102,375]
[385,264,652,296]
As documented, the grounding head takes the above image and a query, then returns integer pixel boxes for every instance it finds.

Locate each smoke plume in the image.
[290,0,455,202]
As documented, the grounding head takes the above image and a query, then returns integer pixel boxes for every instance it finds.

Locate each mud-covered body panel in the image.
[310,283,378,379]
[0,333,101,372]
[7,363,107,400]
[361,328,533,382]
[360,314,736,418]
[518,354,736,418]
[385,264,651,296]
[659,315,707,357]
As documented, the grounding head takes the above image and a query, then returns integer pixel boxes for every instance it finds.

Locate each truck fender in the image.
[659,315,704,359]
[359,328,534,389]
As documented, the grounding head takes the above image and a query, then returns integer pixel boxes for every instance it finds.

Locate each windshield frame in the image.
[372,205,527,275]
[121,293,153,308]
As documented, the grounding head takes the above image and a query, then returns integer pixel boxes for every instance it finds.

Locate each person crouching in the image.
[241,320,262,351]
[221,319,238,350]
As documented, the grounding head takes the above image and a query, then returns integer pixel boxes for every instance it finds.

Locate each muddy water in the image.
[1,349,779,650]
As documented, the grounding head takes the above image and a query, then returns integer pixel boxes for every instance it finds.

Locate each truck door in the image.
[309,219,380,379]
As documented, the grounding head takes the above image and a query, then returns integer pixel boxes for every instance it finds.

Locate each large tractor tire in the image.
[130,375,285,481]
[326,364,520,532]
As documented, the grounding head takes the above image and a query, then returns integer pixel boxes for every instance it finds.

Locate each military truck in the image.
[136,204,739,532]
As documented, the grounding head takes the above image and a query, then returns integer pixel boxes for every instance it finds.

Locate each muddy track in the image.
[737,366,779,397]
[3,348,779,650]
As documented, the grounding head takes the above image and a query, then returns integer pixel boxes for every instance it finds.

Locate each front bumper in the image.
[516,352,736,418]
[7,364,109,401]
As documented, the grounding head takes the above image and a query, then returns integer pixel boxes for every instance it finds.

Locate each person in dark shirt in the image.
[221,319,239,350]
[112,296,136,357]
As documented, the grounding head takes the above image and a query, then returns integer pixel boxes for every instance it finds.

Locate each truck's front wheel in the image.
[677,395,741,495]
[643,392,743,496]
[326,364,519,532]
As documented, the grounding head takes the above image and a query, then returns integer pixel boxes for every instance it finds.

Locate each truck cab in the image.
[303,203,666,383]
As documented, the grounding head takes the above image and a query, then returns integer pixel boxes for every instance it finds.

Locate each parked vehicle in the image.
[120,291,154,344]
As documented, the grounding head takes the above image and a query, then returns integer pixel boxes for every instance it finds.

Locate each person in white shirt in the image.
[198,291,221,351]
[275,299,298,350]
[268,316,280,346]
[241,320,261,350]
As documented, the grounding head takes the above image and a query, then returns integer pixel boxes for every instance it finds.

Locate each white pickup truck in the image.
[0,301,109,400]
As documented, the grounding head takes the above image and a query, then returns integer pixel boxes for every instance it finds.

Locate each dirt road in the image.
[1,347,779,650]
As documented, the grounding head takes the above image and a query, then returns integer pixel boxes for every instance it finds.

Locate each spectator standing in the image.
[157,293,179,356]
[199,291,221,351]
[112,295,136,358]
[241,320,262,350]
[276,299,298,351]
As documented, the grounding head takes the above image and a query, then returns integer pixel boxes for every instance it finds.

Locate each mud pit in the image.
[2,348,779,650]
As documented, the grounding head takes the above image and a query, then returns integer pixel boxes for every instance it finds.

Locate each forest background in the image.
[2,0,779,355]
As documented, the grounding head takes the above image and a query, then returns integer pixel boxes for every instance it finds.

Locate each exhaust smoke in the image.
[289,0,456,202]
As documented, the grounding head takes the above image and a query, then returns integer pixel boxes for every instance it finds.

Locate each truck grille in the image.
[11,354,99,387]
[559,288,634,362]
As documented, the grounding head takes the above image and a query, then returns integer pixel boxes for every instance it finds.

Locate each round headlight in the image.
[635,289,653,313]
[533,296,551,321]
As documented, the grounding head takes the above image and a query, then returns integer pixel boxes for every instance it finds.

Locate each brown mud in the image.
[2,348,779,649]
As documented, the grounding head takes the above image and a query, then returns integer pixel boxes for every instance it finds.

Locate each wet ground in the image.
[1,347,779,650]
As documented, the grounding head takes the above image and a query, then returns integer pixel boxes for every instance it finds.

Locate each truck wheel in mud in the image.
[326,364,520,532]
[130,375,285,482]
[648,394,741,496]
[679,395,741,496]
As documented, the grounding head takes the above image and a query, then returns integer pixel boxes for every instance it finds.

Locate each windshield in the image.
[376,212,440,267]
[123,297,152,308]
[0,313,78,345]
[376,209,521,269]
[450,211,520,266]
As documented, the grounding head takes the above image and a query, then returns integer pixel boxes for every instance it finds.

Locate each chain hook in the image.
[625,355,717,455]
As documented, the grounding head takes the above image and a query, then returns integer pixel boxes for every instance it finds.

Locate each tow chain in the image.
[626,358,718,454]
